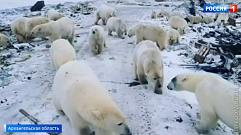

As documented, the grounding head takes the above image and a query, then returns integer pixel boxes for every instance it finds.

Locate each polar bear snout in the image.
[167,77,176,90]
[121,125,132,135]
[92,30,95,34]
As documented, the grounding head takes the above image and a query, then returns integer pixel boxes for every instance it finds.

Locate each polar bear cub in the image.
[31,17,75,46]
[50,39,76,71]
[52,60,132,135]
[0,33,11,48]
[46,9,65,21]
[11,16,50,43]
[167,29,180,45]
[167,72,241,134]
[169,16,188,35]
[106,17,127,39]
[89,25,106,55]
[94,5,117,25]
[133,40,164,94]
[127,24,168,50]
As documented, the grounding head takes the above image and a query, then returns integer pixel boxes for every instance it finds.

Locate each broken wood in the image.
[193,45,210,63]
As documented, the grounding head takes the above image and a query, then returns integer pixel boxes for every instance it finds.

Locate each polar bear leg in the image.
[52,96,65,116]
[68,114,91,135]
[135,34,143,45]
[107,28,112,36]
[68,32,75,47]
[133,55,138,80]
[137,66,147,84]
[196,108,218,134]
[102,19,106,25]
[97,44,104,54]
[16,34,25,43]
[94,12,101,25]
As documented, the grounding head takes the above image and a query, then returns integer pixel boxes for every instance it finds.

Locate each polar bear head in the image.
[31,23,51,38]
[127,26,137,37]
[57,13,65,20]
[145,59,163,94]
[117,20,127,36]
[91,109,132,135]
[111,10,117,17]
[167,73,205,92]
[90,25,103,39]
[0,34,11,48]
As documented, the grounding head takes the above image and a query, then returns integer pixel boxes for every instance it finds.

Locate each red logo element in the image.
[229,5,237,13]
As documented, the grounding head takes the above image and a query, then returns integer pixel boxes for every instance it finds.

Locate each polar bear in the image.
[167,72,241,134]
[159,11,184,20]
[202,16,214,24]
[50,39,76,71]
[215,13,229,24]
[133,40,164,94]
[169,16,188,35]
[11,16,50,43]
[52,60,132,135]
[185,15,203,24]
[31,17,75,46]
[167,29,180,45]
[106,17,127,39]
[46,9,65,21]
[151,10,157,19]
[127,24,168,50]
[0,33,11,48]
[89,25,106,55]
[94,5,117,25]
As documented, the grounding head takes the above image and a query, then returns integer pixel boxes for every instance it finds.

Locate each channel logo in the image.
[203,5,237,13]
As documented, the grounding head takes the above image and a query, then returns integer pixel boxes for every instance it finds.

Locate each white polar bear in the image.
[202,16,214,24]
[167,28,180,45]
[94,5,117,25]
[0,33,11,48]
[127,24,168,50]
[106,17,127,39]
[11,16,50,43]
[46,9,65,21]
[88,25,106,55]
[215,13,229,24]
[133,40,164,94]
[167,72,241,134]
[31,17,75,46]
[185,15,203,24]
[169,16,188,35]
[159,11,184,20]
[52,60,132,135]
[151,10,157,19]
[50,39,76,71]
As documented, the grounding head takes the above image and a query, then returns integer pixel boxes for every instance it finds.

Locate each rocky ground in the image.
[0,1,239,135]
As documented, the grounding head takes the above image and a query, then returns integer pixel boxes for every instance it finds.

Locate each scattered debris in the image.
[30,1,45,12]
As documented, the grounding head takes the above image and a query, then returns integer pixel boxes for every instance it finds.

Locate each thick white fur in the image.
[167,73,241,134]
[106,17,127,39]
[186,15,203,24]
[94,5,117,25]
[50,39,76,71]
[169,16,187,35]
[46,9,65,21]
[11,16,50,43]
[31,17,75,46]
[127,24,168,50]
[133,40,164,94]
[202,16,214,24]
[167,29,180,45]
[52,60,131,135]
[88,25,106,55]
[0,33,11,48]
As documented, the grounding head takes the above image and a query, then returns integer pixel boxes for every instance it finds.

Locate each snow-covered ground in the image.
[0,1,237,135]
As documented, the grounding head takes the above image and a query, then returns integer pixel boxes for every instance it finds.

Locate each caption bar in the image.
[203,5,237,13]
[4,124,62,133]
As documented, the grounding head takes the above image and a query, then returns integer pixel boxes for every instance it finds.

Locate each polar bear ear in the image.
[38,28,42,32]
